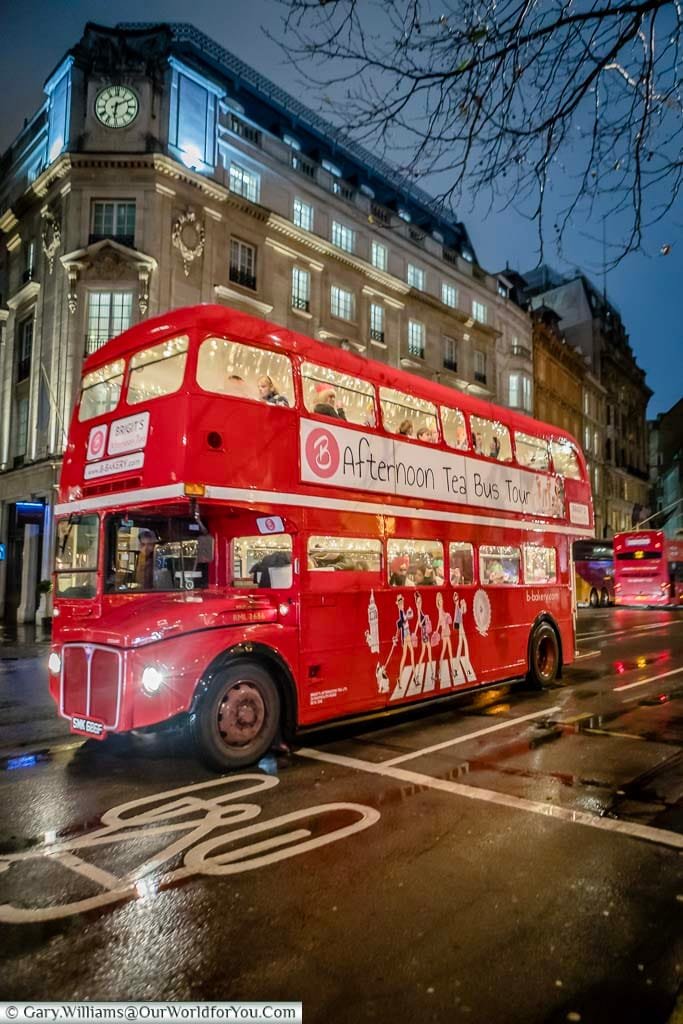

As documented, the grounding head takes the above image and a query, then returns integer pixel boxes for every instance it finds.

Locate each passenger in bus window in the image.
[314,385,347,420]
[225,374,251,398]
[472,432,482,454]
[258,375,289,407]
[486,559,505,584]
[398,419,414,437]
[417,426,437,444]
[136,530,157,589]
[363,403,376,428]
[389,555,409,586]
[489,435,501,459]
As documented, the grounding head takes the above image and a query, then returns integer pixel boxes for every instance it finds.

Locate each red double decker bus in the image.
[614,530,683,607]
[49,305,593,769]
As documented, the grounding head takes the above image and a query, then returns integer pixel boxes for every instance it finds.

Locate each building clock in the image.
[94,85,139,129]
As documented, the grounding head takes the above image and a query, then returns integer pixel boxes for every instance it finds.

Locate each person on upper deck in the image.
[258,375,289,407]
[313,385,347,420]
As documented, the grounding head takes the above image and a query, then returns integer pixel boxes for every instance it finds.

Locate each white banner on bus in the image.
[300,418,566,519]
[84,451,144,480]
[107,410,150,456]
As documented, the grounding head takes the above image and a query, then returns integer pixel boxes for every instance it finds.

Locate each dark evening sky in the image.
[2,0,680,417]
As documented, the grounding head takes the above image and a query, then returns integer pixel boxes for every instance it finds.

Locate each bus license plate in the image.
[70,715,106,740]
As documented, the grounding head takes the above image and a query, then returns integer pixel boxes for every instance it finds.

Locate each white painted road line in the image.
[613,666,683,693]
[574,649,600,661]
[297,748,683,851]
[577,620,683,643]
[380,707,562,767]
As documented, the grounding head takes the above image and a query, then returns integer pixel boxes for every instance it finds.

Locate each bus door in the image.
[300,533,385,718]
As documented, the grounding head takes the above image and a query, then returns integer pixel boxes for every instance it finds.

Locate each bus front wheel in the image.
[527,622,560,689]
[191,662,281,771]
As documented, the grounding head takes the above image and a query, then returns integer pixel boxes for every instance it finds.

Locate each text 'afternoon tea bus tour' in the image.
[50,305,594,769]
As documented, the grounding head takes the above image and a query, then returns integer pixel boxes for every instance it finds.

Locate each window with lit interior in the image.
[515,431,550,470]
[302,362,374,426]
[441,406,468,450]
[524,546,557,584]
[387,539,444,586]
[480,546,521,585]
[126,336,189,405]
[79,359,125,422]
[197,337,294,406]
[551,440,582,479]
[470,416,512,461]
[380,387,438,440]
[231,534,293,589]
[104,515,214,593]
[308,537,382,573]
[449,543,474,585]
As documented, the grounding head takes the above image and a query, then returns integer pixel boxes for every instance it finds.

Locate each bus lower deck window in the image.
[387,540,444,586]
[449,543,474,585]
[524,546,557,584]
[232,535,293,589]
[480,545,521,585]
[308,536,381,572]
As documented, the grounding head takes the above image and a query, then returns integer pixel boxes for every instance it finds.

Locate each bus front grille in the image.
[60,644,123,729]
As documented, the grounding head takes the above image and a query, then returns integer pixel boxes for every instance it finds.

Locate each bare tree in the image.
[274,0,682,265]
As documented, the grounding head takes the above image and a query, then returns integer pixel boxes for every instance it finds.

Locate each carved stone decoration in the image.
[41,209,61,273]
[138,267,150,316]
[172,209,205,276]
[66,266,79,315]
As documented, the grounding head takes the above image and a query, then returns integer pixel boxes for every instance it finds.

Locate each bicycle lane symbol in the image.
[0,775,380,923]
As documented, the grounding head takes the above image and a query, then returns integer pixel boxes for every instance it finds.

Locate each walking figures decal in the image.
[366,589,478,701]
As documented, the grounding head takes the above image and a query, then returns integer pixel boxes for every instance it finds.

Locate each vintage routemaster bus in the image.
[614,530,683,607]
[572,539,614,608]
[49,305,594,769]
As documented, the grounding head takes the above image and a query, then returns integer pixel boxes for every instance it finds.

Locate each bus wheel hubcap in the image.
[538,637,555,677]
[218,683,265,745]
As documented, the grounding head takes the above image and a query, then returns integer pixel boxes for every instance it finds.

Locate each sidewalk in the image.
[0,621,71,756]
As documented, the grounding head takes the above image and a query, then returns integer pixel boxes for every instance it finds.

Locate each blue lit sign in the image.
[0,544,4,561]
[17,502,44,514]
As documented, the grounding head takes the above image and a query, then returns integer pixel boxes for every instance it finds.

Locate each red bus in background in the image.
[572,540,614,608]
[614,530,683,607]
[49,305,593,770]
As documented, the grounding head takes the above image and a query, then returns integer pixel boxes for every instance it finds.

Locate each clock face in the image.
[95,86,139,129]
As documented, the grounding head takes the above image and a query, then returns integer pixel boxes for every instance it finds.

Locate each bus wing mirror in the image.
[196,535,215,563]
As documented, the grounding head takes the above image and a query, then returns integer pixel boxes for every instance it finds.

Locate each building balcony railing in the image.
[89,233,135,249]
[331,179,355,202]
[370,328,385,344]
[409,227,425,246]
[292,296,310,312]
[370,202,392,226]
[443,246,459,266]
[229,115,262,147]
[229,267,257,291]
[474,371,487,385]
[291,151,317,180]
[511,342,532,359]
[443,358,458,373]
[85,334,110,356]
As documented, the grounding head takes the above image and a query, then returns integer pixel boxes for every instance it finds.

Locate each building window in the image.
[46,61,71,163]
[371,241,387,271]
[169,63,218,170]
[331,221,355,253]
[474,349,487,384]
[508,372,531,411]
[442,282,457,308]
[472,300,488,324]
[16,318,33,381]
[91,201,136,246]
[408,320,425,359]
[86,292,133,355]
[230,239,257,290]
[291,267,310,311]
[498,282,508,298]
[407,263,425,290]
[442,335,457,372]
[15,396,29,461]
[330,285,355,321]
[398,208,411,222]
[229,163,260,203]
[370,303,384,343]
[293,198,313,231]
[322,159,342,178]
[283,133,301,150]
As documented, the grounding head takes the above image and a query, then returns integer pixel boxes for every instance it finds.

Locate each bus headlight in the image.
[142,666,165,695]
[48,652,61,675]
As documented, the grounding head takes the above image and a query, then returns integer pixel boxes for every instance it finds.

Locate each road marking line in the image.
[574,649,600,660]
[380,707,561,766]
[297,748,683,850]
[52,852,122,891]
[584,729,645,741]
[614,666,683,693]
[577,621,683,642]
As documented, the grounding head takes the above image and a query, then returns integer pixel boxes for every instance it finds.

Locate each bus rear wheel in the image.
[191,662,280,771]
[600,588,610,607]
[527,622,560,689]
[589,588,599,608]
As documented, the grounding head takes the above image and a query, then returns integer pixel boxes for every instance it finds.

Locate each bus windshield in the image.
[105,514,214,593]
[54,515,99,599]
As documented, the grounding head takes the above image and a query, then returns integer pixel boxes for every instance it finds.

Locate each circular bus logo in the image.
[87,424,107,461]
[305,428,340,479]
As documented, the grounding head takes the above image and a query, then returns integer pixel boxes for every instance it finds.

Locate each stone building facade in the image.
[523,266,650,538]
[0,21,534,620]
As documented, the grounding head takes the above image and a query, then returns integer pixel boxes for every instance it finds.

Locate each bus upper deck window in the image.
[302,363,375,426]
[380,388,438,441]
[470,416,512,462]
[550,440,581,479]
[127,335,189,406]
[515,431,550,471]
[198,337,294,407]
[78,359,125,421]
[441,407,468,450]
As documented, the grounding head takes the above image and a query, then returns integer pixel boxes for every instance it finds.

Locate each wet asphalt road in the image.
[0,608,682,1023]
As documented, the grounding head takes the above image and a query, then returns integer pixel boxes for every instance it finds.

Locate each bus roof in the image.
[83,303,582,449]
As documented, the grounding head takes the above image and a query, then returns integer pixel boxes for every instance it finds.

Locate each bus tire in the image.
[527,621,560,689]
[600,588,610,606]
[589,588,599,608]
[190,661,280,771]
